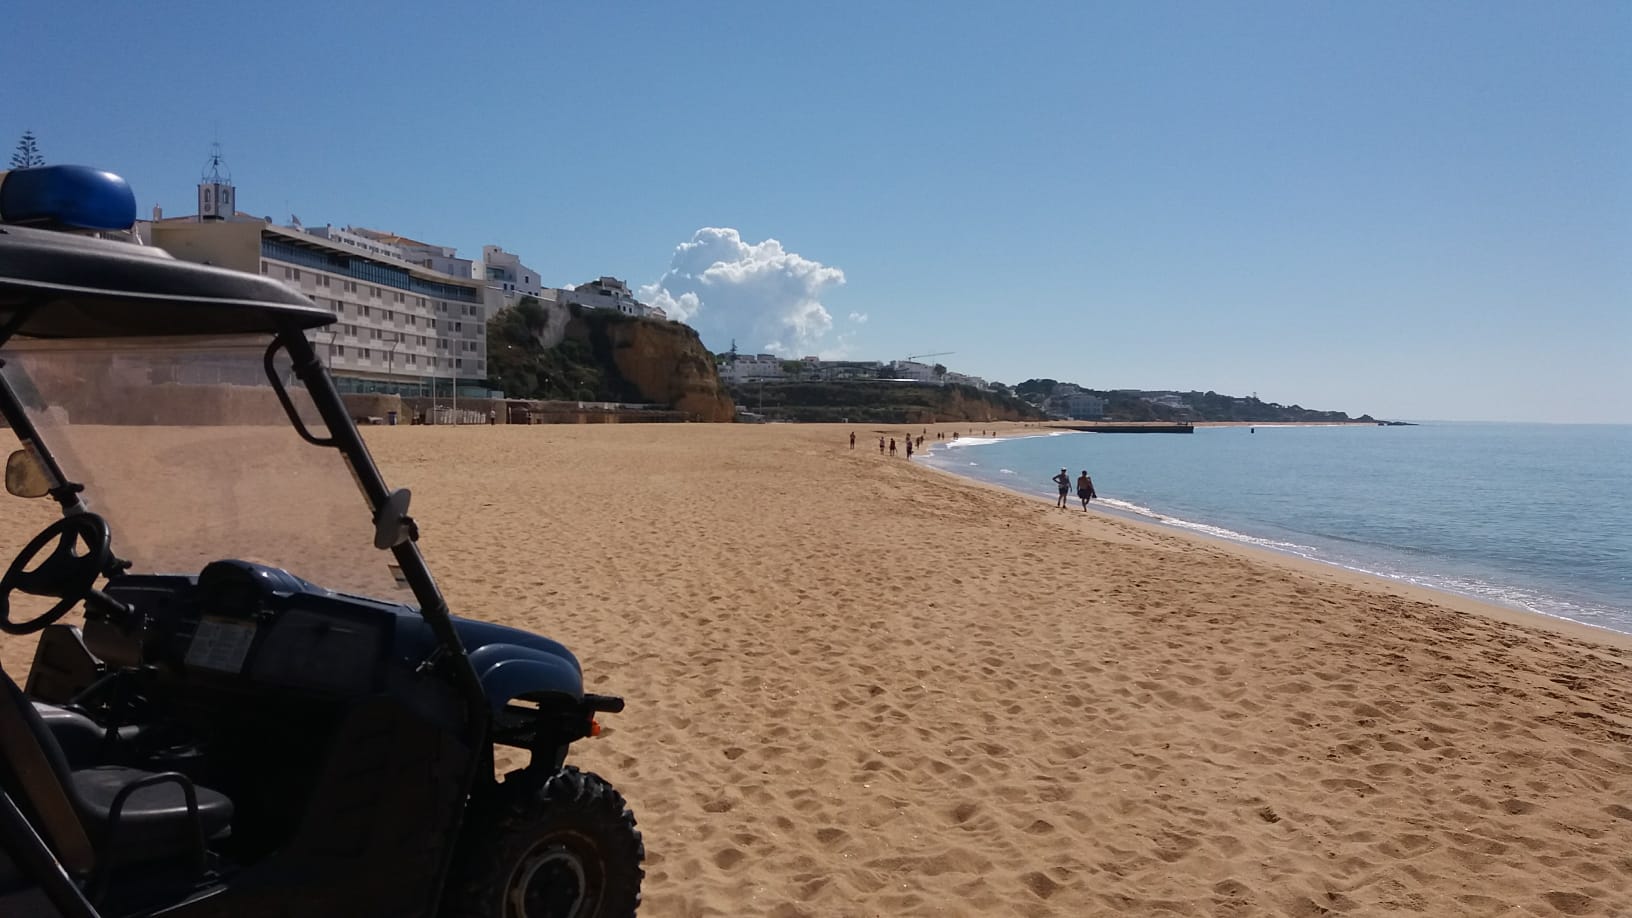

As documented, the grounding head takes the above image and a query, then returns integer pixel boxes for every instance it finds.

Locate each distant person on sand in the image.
[879,437,885,454]
[889,438,897,456]
[1076,471,1096,510]
[905,438,913,458]
[850,431,856,450]
[1052,468,1071,509]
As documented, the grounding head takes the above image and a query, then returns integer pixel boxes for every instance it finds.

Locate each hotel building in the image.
[147,169,492,397]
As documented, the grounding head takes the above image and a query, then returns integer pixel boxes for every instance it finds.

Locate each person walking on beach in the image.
[1076,471,1097,510]
[850,431,856,450]
[878,436,885,454]
[1052,468,1071,509]
[905,438,914,458]
[889,438,897,456]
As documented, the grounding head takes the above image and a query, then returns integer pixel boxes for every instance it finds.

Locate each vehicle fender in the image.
[451,617,583,676]
[468,643,584,714]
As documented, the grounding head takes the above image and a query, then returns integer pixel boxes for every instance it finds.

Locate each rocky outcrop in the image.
[570,313,735,422]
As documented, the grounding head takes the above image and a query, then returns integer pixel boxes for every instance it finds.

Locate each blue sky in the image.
[5,1,1627,421]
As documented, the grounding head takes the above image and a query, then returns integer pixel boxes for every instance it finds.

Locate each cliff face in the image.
[571,313,736,422]
[486,302,736,420]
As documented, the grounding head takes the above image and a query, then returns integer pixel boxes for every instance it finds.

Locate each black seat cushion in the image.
[71,766,233,859]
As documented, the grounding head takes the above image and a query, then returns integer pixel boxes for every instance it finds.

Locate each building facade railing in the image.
[262,238,481,303]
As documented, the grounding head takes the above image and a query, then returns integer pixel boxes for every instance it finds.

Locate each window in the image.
[292,269,301,281]
[334,345,345,356]
[260,261,269,275]
[360,305,370,317]
[362,348,372,360]
[456,359,464,369]
[283,267,293,279]
[347,281,357,293]
[454,322,463,332]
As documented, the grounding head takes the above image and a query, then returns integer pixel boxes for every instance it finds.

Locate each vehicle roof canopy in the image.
[0,224,332,339]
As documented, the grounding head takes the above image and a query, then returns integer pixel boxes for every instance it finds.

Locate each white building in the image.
[147,171,491,395]
[350,227,475,281]
[943,371,988,389]
[1060,392,1105,419]
[887,360,937,382]
[718,354,787,384]
[560,276,651,317]
[477,245,544,305]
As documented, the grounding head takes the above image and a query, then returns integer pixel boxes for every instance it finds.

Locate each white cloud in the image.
[848,312,869,324]
[639,227,853,356]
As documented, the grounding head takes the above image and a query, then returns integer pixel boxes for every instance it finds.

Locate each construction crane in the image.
[903,351,954,363]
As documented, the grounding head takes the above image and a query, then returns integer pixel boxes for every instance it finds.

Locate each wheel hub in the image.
[508,843,588,918]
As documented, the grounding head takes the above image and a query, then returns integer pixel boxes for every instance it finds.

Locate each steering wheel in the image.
[0,514,113,635]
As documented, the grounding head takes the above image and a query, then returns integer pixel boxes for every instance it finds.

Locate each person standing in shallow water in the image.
[905,438,913,458]
[1077,471,1096,511]
[1052,468,1071,509]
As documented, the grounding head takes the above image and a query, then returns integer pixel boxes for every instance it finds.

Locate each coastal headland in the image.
[3,422,1626,916]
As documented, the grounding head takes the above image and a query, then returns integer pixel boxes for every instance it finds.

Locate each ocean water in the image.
[920,423,1632,636]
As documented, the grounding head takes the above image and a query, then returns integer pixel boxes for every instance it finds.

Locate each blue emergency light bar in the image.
[0,165,137,231]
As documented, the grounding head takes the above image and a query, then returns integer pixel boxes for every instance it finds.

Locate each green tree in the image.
[10,131,44,169]
[513,295,547,331]
[933,363,947,383]
[780,359,804,381]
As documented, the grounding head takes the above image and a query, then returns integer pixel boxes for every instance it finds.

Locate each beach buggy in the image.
[0,166,643,917]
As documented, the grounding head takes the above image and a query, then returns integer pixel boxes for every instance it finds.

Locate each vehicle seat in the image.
[30,702,104,768]
[0,667,233,875]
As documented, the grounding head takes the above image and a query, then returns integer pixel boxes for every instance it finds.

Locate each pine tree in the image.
[10,131,44,169]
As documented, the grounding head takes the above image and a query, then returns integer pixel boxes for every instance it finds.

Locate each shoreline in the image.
[916,424,1632,650]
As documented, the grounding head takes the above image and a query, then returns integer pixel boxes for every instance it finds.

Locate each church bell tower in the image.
[198,143,235,221]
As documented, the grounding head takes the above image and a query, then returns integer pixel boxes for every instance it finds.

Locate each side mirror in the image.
[5,449,52,499]
[373,488,416,549]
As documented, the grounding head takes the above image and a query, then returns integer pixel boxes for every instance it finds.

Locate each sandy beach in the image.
[4,422,1629,916]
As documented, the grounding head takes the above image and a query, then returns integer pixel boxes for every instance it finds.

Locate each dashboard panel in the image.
[97,560,397,697]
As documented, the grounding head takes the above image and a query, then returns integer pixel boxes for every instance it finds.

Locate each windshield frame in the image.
[0,316,487,734]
